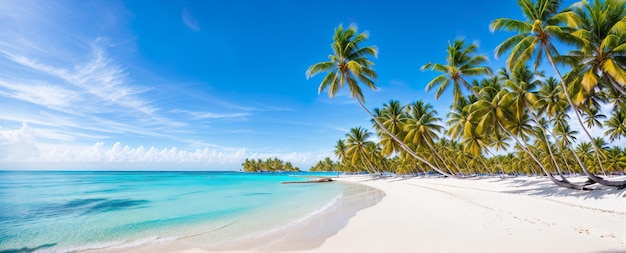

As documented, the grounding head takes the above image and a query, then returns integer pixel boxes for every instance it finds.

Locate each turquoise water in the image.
[0,171,368,252]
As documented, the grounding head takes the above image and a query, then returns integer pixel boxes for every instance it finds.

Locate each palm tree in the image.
[334,139,349,167]
[422,39,492,103]
[403,101,443,148]
[604,146,626,176]
[565,0,626,96]
[469,74,589,189]
[307,24,454,177]
[582,106,606,128]
[491,0,625,188]
[490,0,578,72]
[536,77,568,117]
[403,101,455,174]
[374,100,407,156]
[576,142,596,173]
[592,136,609,176]
[503,66,541,121]
[606,108,626,141]
[306,24,377,102]
[345,127,378,173]
[469,85,513,138]
[446,96,473,140]
[462,122,492,158]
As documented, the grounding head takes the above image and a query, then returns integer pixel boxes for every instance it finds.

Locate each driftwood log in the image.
[281,177,333,184]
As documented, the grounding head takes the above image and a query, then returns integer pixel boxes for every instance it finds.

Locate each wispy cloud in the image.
[171,109,249,120]
[182,7,199,31]
[0,79,79,108]
[0,34,195,144]
[2,46,156,115]
[244,104,294,112]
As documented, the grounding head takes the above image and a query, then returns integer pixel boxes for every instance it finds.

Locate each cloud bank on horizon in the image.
[0,123,328,170]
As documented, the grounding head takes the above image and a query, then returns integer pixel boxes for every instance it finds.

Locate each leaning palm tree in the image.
[422,39,492,103]
[307,24,454,177]
[491,0,625,188]
[345,127,378,173]
[403,101,455,174]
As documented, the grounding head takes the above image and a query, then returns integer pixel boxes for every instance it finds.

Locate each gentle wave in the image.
[213,192,345,247]
[42,236,179,253]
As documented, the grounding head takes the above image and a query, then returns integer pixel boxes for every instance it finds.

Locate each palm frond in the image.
[306,61,335,79]
[318,71,337,94]
[494,33,527,59]
[425,75,447,91]
[603,59,626,85]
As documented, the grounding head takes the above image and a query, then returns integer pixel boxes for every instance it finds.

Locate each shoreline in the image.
[83,178,384,253]
[90,175,626,253]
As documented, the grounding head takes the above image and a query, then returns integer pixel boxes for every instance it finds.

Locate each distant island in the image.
[241,157,300,172]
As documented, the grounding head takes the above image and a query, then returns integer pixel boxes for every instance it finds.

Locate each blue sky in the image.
[0,0,586,170]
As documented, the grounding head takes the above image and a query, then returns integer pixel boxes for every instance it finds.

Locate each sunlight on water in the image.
[0,171,362,252]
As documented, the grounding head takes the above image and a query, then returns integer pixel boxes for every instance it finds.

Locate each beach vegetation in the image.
[307,0,626,190]
[306,24,456,177]
[309,157,342,172]
[241,157,300,172]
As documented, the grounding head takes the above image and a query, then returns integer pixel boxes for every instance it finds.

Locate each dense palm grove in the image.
[241,157,300,172]
[306,0,626,190]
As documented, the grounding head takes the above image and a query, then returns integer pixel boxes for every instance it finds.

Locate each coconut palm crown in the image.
[490,0,579,71]
[422,39,492,102]
[306,24,378,102]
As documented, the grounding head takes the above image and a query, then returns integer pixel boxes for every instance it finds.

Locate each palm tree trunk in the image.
[360,149,379,174]
[499,121,591,190]
[422,134,457,176]
[608,78,626,97]
[441,150,465,177]
[477,157,492,176]
[531,113,567,179]
[557,143,575,176]
[355,99,457,178]
[544,51,626,188]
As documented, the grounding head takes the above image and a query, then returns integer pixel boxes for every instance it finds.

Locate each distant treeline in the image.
[308,157,341,172]
[241,157,300,172]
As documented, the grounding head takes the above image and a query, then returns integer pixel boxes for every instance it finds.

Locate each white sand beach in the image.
[315,176,626,253]
[115,176,626,253]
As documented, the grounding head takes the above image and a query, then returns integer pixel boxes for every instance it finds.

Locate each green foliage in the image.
[309,157,341,172]
[241,157,300,172]
[306,24,378,103]
[309,1,626,181]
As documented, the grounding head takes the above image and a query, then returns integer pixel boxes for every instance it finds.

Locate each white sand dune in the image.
[116,176,626,253]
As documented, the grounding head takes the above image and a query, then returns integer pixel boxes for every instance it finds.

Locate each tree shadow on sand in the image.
[0,243,57,253]
[501,177,626,200]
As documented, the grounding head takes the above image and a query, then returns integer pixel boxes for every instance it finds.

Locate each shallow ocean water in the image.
[0,170,367,252]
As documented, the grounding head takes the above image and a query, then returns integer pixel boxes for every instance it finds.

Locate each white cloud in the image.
[0,122,39,160]
[0,123,329,170]
[0,79,79,108]
[2,46,155,114]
